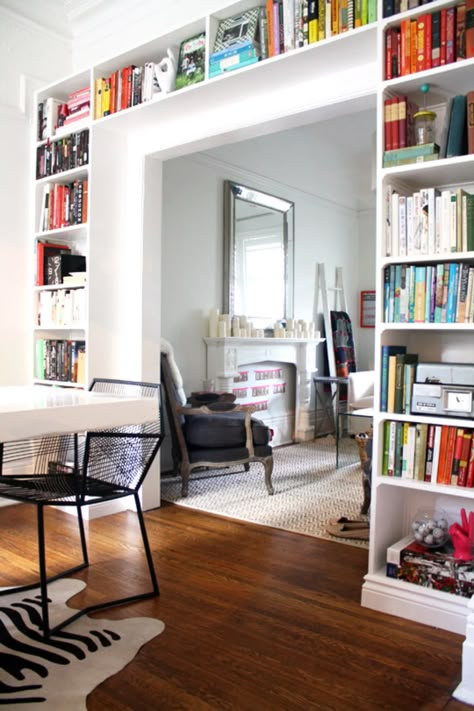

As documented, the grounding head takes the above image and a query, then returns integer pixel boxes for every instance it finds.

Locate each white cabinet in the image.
[361,1,474,634]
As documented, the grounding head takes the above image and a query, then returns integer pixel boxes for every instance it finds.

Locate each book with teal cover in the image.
[446,262,460,322]
[446,94,468,158]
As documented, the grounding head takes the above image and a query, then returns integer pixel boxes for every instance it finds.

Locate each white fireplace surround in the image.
[204,337,325,442]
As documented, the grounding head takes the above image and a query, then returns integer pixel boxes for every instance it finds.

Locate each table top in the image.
[0,386,157,443]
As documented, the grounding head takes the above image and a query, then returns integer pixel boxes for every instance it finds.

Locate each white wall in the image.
[161,142,376,396]
[0,7,71,384]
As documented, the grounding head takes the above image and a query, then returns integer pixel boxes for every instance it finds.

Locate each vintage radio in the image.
[410,363,474,419]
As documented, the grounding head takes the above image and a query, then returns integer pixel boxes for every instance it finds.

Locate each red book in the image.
[398,95,407,148]
[466,436,474,487]
[416,14,431,72]
[457,431,473,486]
[467,0,474,57]
[436,426,450,483]
[424,13,432,70]
[446,7,456,63]
[385,29,393,79]
[442,426,457,484]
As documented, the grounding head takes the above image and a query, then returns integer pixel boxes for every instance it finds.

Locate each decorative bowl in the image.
[411,509,450,548]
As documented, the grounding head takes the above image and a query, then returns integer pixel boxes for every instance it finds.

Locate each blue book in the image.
[209,55,260,77]
[446,262,460,322]
[381,345,406,412]
[209,39,259,63]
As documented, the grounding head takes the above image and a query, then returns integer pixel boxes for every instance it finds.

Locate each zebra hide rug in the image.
[0,578,165,709]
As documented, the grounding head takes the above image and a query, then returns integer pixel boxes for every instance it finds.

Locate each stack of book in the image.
[386,535,474,598]
[209,40,261,77]
[383,142,439,167]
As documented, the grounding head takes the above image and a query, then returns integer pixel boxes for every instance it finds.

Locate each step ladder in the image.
[313,263,347,380]
[313,263,348,437]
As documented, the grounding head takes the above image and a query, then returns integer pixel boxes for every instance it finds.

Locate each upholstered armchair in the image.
[160,339,274,497]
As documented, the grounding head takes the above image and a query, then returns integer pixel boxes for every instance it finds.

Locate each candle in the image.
[209,308,219,338]
[218,320,227,337]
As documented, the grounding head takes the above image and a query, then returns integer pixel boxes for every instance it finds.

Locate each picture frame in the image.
[213,7,261,53]
[360,290,376,328]
[175,32,206,90]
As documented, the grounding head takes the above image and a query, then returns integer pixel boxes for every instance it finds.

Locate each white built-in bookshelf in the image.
[32,0,474,634]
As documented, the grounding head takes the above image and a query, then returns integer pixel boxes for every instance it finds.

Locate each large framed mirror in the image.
[223,180,294,328]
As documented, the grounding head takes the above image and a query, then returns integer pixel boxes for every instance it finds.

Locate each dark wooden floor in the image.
[0,501,471,711]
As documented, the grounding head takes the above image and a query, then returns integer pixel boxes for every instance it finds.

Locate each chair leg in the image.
[263,457,274,495]
[244,463,250,472]
[37,505,50,638]
[134,492,159,596]
[180,462,190,497]
[76,504,89,566]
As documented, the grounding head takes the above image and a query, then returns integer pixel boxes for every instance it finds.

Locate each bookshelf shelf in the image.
[380,322,474,331]
[36,166,89,186]
[383,154,474,187]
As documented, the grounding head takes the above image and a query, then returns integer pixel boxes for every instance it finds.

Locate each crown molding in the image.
[0,4,70,44]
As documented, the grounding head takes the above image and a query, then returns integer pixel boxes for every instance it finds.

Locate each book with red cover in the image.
[436,426,450,483]
[466,436,474,487]
[446,6,456,63]
[440,8,447,64]
[442,426,457,484]
[457,430,473,486]
[36,240,71,286]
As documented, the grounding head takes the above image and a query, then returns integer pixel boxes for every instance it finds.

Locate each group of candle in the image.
[208,309,319,339]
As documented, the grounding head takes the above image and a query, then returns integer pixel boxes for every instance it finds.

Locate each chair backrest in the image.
[85,379,164,493]
[160,353,189,466]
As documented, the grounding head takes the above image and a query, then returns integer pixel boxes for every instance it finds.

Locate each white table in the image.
[0,386,157,443]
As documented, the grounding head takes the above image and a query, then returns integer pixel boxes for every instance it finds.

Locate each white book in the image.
[430,425,442,485]
[39,183,52,232]
[412,191,422,254]
[450,192,458,252]
[391,192,399,256]
[283,0,296,51]
[384,184,396,256]
[325,0,332,37]
[435,194,442,253]
[43,97,62,139]
[406,196,414,255]
[398,195,407,256]
[440,189,452,253]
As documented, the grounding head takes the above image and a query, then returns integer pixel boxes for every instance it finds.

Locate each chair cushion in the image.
[183,413,271,449]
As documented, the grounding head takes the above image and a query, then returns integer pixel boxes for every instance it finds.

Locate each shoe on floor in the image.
[326,523,370,540]
[328,516,369,529]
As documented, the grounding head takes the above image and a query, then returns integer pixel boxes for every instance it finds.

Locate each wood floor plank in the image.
[0,501,470,710]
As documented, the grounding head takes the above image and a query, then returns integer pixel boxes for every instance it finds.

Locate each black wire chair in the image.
[0,378,164,638]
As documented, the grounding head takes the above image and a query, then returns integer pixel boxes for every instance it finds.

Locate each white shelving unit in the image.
[31,0,378,391]
[361,0,474,635]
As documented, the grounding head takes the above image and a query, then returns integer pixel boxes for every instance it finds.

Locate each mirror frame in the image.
[223,180,294,323]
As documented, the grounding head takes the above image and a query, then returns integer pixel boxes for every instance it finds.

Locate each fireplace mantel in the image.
[204,337,325,442]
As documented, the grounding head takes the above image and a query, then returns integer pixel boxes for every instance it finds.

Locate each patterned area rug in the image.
[161,436,369,548]
[0,578,165,709]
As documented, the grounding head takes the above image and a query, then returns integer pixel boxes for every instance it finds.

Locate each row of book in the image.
[38,180,88,233]
[383,262,474,325]
[380,345,417,413]
[38,87,91,141]
[37,288,86,328]
[385,2,474,80]
[386,534,474,598]
[381,420,474,487]
[36,129,89,180]
[383,0,436,18]
[35,339,86,385]
[384,185,474,258]
[383,95,418,151]
[94,63,162,119]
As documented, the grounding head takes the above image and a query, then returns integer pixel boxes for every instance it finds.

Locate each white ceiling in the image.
[0,0,105,36]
